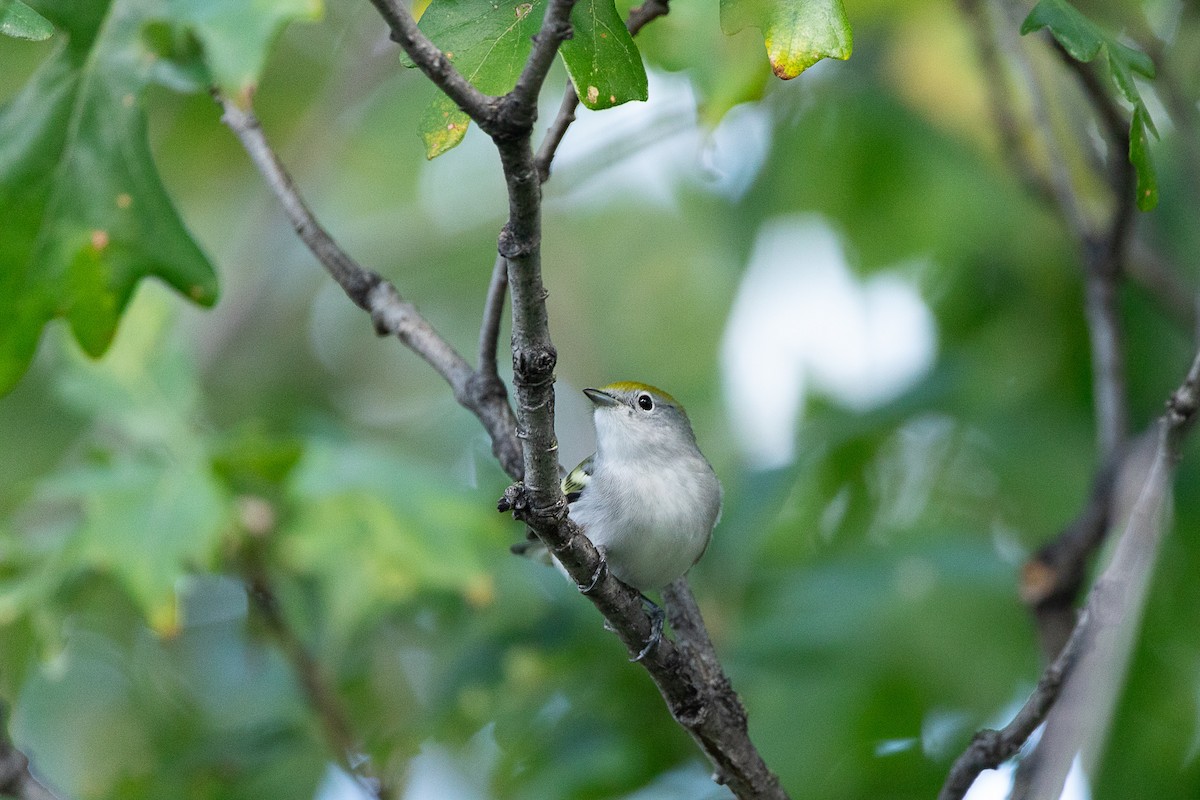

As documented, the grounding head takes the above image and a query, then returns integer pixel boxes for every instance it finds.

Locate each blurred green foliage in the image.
[1,0,1199,799]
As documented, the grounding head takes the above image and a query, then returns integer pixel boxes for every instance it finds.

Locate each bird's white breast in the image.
[569,454,720,591]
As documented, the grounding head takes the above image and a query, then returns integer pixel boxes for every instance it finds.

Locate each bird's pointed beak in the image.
[583,388,619,407]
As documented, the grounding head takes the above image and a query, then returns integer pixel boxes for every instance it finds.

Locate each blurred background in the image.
[1,0,1199,798]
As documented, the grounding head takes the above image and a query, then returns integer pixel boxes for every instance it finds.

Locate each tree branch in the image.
[223,1,781,792]
[974,0,1141,663]
[1050,40,1136,457]
[969,0,1196,343]
[499,487,788,798]
[503,0,578,126]
[1018,450,1121,659]
[485,0,785,793]
[477,255,508,379]
[939,346,1200,800]
[534,88,580,183]
[0,721,57,800]
[217,95,523,479]
[363,0,496,128]
[241,537,388,798]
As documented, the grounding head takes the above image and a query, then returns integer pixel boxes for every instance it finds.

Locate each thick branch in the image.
[500,488,788,798]
[218,95,523,479]
[491,0,784,793]
[940,347,1200,800]
[363,0,496,127]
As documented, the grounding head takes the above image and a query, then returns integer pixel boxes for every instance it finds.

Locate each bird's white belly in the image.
[569,463,714,591]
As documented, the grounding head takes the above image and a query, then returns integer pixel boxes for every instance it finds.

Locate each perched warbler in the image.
[514,381,722,657]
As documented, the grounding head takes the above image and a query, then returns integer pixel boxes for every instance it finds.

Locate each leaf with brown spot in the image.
[0,0,218,395]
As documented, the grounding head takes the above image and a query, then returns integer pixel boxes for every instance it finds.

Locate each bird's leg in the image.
[631,594,665,662]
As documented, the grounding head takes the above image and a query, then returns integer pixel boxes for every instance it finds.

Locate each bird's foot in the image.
[631,595,665,662]
[496,482,528,515]
[577,557,607,594]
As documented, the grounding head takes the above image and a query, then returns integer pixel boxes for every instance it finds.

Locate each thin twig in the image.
[940,346,1200,800]
[980,0,1135,656]
[235,503,388,799]
[248,570,386,798]
[958,0,1055,203]
[478,255,508,378]
[1125,241,1198,333]
[939,604,1088,800]
[218,95,524,479]
[1019,450,1122,658]
[534,88,580,182]
[533,0,671,181]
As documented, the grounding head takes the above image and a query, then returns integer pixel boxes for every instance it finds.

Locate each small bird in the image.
[514,381,722,659]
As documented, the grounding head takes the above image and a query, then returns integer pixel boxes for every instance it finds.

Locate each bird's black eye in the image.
[637,393,654,411]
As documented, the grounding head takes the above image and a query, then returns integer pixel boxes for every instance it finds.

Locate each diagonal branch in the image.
[363,0,496,128]
[486,0,786,794]
[217,95,523,479]
[237,506,388,799]
[940,346,1200,800]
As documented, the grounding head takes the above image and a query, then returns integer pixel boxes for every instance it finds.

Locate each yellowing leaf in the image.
[721,0,852,80]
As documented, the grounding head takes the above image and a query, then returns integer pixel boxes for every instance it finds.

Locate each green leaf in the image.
[161,0,323,106]
[0,0,219,397]
[1021,0,1158,212]
[409,0,647,157]
[42,454,228,633]
[0,0,53,40]
[559,0,647,111]
[1019,0,1103,61]
[281,439,500,637]
[1130,104,1157,212]
[16,290,229,633]
[719,0,852,80]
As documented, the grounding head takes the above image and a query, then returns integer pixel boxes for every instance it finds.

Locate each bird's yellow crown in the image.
[598,381,682,408]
